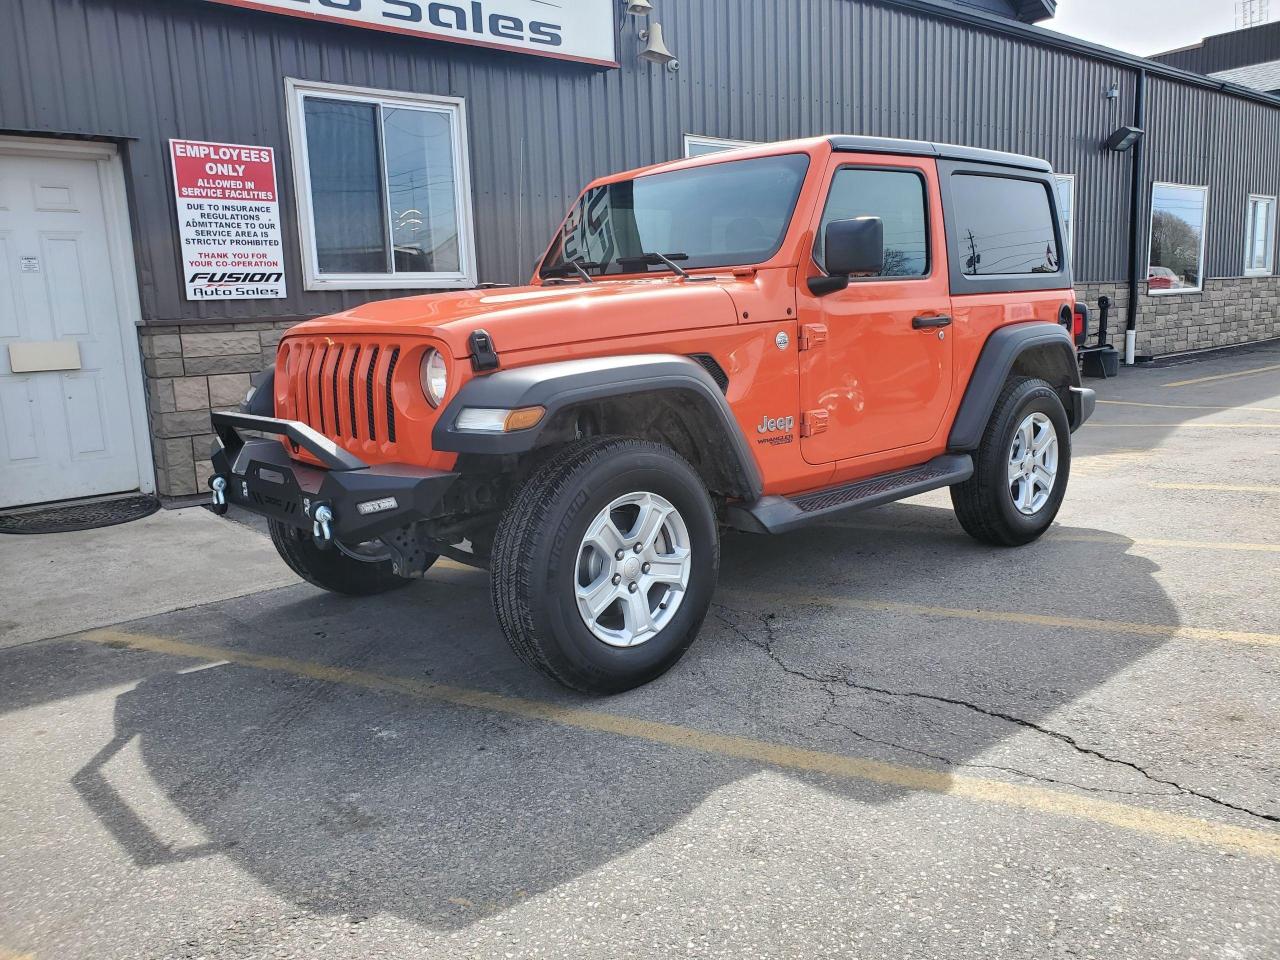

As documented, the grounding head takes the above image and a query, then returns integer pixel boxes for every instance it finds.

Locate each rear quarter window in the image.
[950,174,1061,276]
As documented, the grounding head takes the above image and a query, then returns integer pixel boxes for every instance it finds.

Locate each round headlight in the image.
[420,349,448,407]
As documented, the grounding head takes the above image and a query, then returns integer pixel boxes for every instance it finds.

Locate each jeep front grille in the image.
[280,337,401,449]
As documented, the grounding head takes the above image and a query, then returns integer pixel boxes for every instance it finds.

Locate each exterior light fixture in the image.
[1104,126,1144,152]
[625,0,654,16]
[638,22,678,70]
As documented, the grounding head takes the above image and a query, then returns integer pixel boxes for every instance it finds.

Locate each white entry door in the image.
[0,148,143,508]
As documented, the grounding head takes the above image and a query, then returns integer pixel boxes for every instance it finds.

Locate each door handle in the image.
[912,314,953,330]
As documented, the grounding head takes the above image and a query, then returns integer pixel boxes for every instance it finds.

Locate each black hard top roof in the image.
[828,135,1053,173]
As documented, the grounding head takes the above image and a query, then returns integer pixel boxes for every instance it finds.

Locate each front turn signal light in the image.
[503,406,546,431]
[455,406,546,433]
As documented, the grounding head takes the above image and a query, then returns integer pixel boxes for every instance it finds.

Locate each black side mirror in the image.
[809,217,885,296]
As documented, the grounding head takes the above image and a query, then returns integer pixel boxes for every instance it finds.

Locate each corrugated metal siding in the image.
[1145,76,1280,277]
[1,0,1277,319]
[1150,22,1280,76]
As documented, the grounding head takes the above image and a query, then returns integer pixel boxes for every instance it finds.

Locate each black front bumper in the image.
[210,412,458,542]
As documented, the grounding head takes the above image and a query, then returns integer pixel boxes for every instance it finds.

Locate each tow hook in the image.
[312,503,335,547]
[209,476,229,515]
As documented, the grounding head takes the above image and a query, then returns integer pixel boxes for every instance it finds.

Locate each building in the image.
[2,0,1279,508]
[1152,18,1280,94]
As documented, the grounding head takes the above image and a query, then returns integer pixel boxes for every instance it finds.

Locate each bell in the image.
[638,22,677,67]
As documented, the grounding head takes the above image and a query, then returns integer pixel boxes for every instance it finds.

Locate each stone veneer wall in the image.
[138,321,299,497]
[1075,276,1280,357]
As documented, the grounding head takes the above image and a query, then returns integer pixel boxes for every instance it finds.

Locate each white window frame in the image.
[1147,181,1209,296]
[1244,193,1276,277]
[1053,173,1076,269]
[683,134,759,158]
[285,78,478,291]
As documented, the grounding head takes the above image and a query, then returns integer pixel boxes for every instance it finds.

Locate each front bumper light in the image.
[455,406,546,433]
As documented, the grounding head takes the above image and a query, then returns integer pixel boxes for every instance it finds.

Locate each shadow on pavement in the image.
[22,505,1185,931]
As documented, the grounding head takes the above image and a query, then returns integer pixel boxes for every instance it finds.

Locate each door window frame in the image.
[811,161,935,284]
[284,78,479,291]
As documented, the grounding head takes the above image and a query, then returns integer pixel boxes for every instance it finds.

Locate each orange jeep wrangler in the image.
[210,136,1094,694]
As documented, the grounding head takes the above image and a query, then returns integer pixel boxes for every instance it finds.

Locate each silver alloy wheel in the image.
[574,491,692,648]
[1007,411,1059,515]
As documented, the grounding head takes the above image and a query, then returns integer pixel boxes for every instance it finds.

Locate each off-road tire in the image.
[951,376,1071,547]
[269,519,418,596]
[491,436,719,695]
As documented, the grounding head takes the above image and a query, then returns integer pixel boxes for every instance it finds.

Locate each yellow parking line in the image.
[1087,422,1280,429]
[1060,533,1280,553]
[0,949,35,960]
[723,590,1280,647]
[80,628,1280,861]
[823,520,1280,553]
[1163,363,1280,388]
[1151,482,1280,494]
[1097,399,1280,414]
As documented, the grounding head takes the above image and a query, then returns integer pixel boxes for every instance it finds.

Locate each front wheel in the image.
[951,377,1072,546]
[491,437,720,694]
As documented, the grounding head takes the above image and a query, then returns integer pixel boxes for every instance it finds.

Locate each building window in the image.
[1147,182,1208,294]
[1245,194,1276,277]
[1054,174,1076,267]
[816,167,930,278]
[683,134,759,158]
[286,79,477,290]
[950,174,1061,276]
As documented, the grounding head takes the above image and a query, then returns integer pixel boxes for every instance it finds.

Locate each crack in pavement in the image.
[712,604,1280,825]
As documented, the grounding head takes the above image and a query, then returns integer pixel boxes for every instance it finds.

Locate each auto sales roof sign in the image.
[170,139,287,301]
[204,0,618,66]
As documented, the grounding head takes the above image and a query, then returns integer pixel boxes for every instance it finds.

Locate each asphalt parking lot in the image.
[2,342,1278,960]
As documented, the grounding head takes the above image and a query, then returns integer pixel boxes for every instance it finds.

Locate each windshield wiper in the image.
[541,257,601,283]
[618,251,691,278]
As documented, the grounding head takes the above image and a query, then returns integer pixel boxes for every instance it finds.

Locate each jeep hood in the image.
[294,280,740,357]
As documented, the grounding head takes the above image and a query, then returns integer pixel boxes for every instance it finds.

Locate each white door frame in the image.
[0,135,155,497]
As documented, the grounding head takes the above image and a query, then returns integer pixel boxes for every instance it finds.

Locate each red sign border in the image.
[205,0,621,69]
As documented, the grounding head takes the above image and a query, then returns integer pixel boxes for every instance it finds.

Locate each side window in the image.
[950,174,1061,276]
[1245,194,1275,277]
[816,168,929,278]
[1054,174,1076,266]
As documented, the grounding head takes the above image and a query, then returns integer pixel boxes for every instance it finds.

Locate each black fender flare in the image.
[432,354,763,500]
[241,366,275,417]
[948,322,1089,451]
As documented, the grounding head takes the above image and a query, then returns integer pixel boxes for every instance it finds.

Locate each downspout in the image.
[1124,68,1147,365]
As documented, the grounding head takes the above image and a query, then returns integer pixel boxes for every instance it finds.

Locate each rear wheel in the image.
[491,437,719,694]
[951,377,1071,546]
[269,520,420,596]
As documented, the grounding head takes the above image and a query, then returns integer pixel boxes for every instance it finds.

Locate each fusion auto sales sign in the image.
[204,0,618,66]
[170,139,287,301]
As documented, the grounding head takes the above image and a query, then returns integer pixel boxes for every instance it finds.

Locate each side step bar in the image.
[726,454,973,534]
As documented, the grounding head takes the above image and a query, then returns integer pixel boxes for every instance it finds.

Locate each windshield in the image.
[540,154,810,278]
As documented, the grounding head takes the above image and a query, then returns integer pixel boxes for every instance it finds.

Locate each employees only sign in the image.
[170,139,287,301]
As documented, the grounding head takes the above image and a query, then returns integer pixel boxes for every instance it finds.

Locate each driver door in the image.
[797,155,953,465]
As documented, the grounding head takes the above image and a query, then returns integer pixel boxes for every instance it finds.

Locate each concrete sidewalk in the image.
[0,507,297,650]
